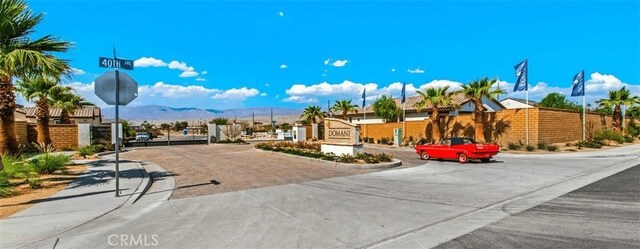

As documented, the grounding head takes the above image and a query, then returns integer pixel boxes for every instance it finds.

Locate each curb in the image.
[127,162,151,205]
[254,149,403,169]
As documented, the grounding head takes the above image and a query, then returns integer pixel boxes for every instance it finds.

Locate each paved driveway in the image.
[121,144,405,199]
[19,144,640,249]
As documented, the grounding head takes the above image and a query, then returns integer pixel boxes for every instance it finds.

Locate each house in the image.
[14,104,27,122]
[23,106,103,125]
[347,92,505,124]
[500,97,538,109]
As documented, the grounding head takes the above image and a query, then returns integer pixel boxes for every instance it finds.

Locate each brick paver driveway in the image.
[122,144,419,199]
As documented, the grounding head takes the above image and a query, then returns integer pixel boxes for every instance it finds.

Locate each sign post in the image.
[95,47,137,197]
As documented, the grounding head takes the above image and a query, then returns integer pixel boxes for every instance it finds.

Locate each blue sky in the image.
[21,0,640,109]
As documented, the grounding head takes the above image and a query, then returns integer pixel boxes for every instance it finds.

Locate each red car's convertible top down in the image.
[415,137,500,163]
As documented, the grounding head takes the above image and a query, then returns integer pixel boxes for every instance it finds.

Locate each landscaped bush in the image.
[375,153,393,162]
[537,142,548,150]
[546,145,559,152]
[627,123,640,137]
[77,144,107,158]
[417,138,429,145]
[595,130,625,144]
[30,154,71,174]
[378,137,391,145]
[2,155,33,179]
[336,154,356,163]
[507,142,522,150]
[624,135,634,143]
[525,145,535,151]
[0,172,13,197]
[575,140,604,149]
[27,176,42,189]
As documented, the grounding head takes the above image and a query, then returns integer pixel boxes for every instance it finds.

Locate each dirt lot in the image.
[121,144,420,199]
[0,164,87,218]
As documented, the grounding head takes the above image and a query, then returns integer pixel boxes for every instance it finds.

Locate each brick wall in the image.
[15,121,28,145]
[359,107,622,146]
[27,124,78,149]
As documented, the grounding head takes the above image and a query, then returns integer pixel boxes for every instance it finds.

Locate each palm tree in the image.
[331,100,359,120]
[415,86,460,143]
[50,89,93,124]
[300,105,325,124]
[0,0,71,155]
[16,74,66,145]
[596,87,640,133]
[459,77,505,142]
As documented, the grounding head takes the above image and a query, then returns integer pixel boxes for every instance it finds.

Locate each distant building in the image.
[23,106,102,125]
[347,92,505,124]
[500,98,538,109]
[14,104,27,122]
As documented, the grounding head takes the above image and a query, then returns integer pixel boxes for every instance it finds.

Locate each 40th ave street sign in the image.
[99,57,134,70]
[95,71,138,105]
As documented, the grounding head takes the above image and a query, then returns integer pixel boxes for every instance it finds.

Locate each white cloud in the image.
[408,68,425,74]
[260,93,267,96]
[168,61,194,72]
[416,80,463,91]
[331,59,348,67]
[391,68,396,72]
[179,71,199,78]
[134,57,167,67]
[280,64,287,69]
[196,78,206,82]
[324,59,330,65]
[71,67,85,75]
[286,80,377,96]
[279,11,284,16]
[283,96,318,103]
[211,87,260,100]
[201,71,208,75]
[139,82,219,98]
[265,83,270,87]
[585,72,626,92]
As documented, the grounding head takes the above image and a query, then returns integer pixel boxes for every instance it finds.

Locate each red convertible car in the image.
[415,137,500,163]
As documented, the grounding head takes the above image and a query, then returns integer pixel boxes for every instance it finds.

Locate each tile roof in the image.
[23,106,101,118]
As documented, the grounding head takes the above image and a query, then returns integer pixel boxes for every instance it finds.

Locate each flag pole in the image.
[526,89,529,145]
[403,101,406,140]
[582,95,586,140]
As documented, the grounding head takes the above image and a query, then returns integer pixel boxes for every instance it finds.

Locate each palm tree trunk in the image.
[474,100,486,143]
[35,99,52,145]
[431,109,440,143]
[0,78,19,155]
[343,111,348,120]
[612,105,622,133]
[60,109,71,124]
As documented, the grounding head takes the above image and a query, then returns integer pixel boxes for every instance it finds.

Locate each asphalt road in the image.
[437,164,640,249]
[16,144,640,249]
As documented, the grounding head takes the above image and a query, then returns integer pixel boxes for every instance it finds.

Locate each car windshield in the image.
[461,138,477,144]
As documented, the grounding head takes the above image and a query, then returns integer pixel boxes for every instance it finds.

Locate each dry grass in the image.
[0,164,87,218]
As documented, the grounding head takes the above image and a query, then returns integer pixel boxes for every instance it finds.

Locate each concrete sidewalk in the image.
[0,157,148,249]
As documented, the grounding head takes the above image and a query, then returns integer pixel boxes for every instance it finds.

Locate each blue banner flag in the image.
[401,82,406,104]
[362,88,366,107]
[513,59,528,92]
[571,70,585,97]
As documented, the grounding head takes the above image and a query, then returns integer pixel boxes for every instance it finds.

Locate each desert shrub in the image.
[525,145,535,151]
[30,154,71,174]
[77,146,95,158]
[627,123,640,137]
[61,147,76,151]
[0,172,13,197]
[27,176,43,189]
[336,154,356,163]
[537,142,548,150]
[624,135,634,143]
[546,145,559,152]
[575,140,603,149]
[375,153,393,162]
[19,142,40,155]
[417,138,429,145]
[35,142,56,153]
[2,156,33,179]
[408,136,414,142]
[379,137,391,145]
[565,143,571,147]
[595,130,625,144]
[364,155,380,164]
[322,153,336,161]
[507,142,522,150]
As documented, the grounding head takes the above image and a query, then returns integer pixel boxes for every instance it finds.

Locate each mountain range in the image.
[101,105,303,123]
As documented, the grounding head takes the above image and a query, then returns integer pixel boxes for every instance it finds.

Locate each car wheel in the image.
[458,153,468,164]
[481,158,490,163]
[421,151,430,160]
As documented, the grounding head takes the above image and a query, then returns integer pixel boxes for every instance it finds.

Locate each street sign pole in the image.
[113,47,121,197]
